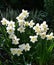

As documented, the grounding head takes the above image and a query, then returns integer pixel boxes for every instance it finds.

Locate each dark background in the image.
[0,0,44,10]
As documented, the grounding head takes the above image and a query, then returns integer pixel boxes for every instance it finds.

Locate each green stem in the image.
[23,55,27,65]
[39,62,43,65]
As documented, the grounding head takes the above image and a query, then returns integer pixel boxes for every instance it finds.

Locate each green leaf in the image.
[48,43,54,53]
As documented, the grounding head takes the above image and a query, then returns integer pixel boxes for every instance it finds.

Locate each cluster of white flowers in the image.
[29,21,54,43]
[6,21,20,45]
[16,9,30,33]
[10,48,22,56]
[1,10,31,56]
[1,9,54,56]
[16,9,35,33]
[10,43,31,56]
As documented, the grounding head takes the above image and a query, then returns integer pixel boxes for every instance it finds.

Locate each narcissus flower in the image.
[8,21,15,28]
[29,20,35,28]
[17,26,25,33]
[24,43,31,52]
[19,44,25,51]
[16,48,23,56]
[33,23,41,34]
[24,21,29,26]
[6,27,15,34]
[16,13,25,20]
[16,9,29,20]
[29,36,38,43]
[40,32,46,39]
[46,32,54,40]
[12,36,20,45]
[1,18,9,26]
[10,48,17,55]
[18,20,25,26]
[22,9,29,18]
[40,21,49,32]
[9,34,16,39]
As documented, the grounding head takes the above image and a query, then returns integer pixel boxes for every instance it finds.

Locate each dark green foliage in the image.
[44,0,54,30]
[0,8,47,23]
[29,10,47,23]
[44,0,54,18]
[0,0,6,9]
[0,8,19,21]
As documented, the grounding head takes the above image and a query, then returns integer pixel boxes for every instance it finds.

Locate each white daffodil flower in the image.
[18,20,25,26]
[40,21,49,32]
[22,9,29,18]
[16,9,29,20]
[29,20,35,28]
[1,18,9,26]
[46,32,54,40]
[6,27,15,34]
[12,36,20,45]
[8,21,15,28]
[10,48,17,55]
[24,21,29,26]
[16,13,25,20]
[17,26,25,33]
[40,32,46,39]
[24,43,31,52]
[29,36,38,43]
[33,23,41,34]
[9,34,16,39]
[19,44,25,51]
[16,48,23,56]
